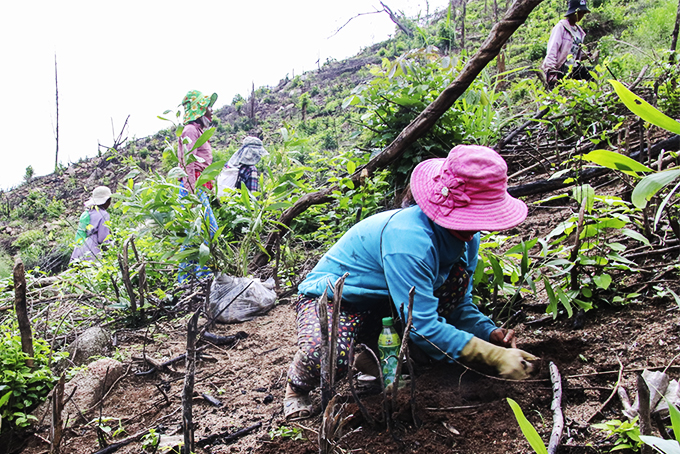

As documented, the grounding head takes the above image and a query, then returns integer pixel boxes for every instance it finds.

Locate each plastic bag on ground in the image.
[208,273,276,323]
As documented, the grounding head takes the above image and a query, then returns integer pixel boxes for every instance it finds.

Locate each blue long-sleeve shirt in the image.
[298,205,497,360]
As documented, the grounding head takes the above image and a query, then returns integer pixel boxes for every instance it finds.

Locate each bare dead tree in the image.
[250,81,256,122]
[250,0,546,269]
[54,53,60,172]
[461,0,467,51]
[381,2,414,37]
[331,3,414,38]
[98,115,130,154]
[671,0,680,58]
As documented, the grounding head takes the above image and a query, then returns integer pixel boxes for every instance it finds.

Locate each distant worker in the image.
[222,136,269,193]
[542,0,593,89]
[70,186,112,263]
[177,90,219,282]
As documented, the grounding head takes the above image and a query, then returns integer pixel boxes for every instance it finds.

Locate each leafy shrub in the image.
[0,324,65,429]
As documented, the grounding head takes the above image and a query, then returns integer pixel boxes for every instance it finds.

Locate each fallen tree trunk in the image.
[251,0,546,269]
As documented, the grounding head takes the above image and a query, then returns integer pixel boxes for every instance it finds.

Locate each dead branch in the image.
[587,356,624,423]
[13,258,34,367]
[182,310,201,454]
[380,2,414,36]
[392,288,417,425]
[329,274,349,397]
[50,374,65,454]
[250,0,545,269]
[507,134,680,198]
[497,107,550,150]
[348,343,377,427]
[117,238,138,319]
[318,290,330,409]
[196,422,262,447]
[548,362,564,454]
[90,428,150,454]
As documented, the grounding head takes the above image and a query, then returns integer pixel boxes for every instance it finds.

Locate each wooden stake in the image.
[50,374,65,454]
[13,258,34,368]
[638,374,653,454]
[182,310,201,454]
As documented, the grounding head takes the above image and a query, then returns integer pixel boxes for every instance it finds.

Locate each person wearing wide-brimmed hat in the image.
[177,90,219,283]
[70,186,113,263]
[542,0,593,88]
[282,145,538,420]
[178,90,218,193]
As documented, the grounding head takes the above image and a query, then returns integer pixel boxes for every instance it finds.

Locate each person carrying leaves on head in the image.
[283,145,538,421]
[542,0,593,89]
[177,90,219,283]
[228,136,269,192]
[70,186,112,263]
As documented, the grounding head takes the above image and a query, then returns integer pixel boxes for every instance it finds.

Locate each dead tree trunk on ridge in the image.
[250,0,545,270]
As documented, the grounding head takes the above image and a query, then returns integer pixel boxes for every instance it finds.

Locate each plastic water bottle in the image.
[378,317,401,388]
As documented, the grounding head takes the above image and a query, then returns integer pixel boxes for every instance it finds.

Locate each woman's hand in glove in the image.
[489,328,516,348]
[460,337,538,380]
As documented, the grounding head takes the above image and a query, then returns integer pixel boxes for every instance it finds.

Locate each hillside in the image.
[2,0,680,453]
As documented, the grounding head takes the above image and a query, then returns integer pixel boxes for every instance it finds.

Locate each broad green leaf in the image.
[610,80,680,134]
[198,243,211,267]
[0,390,11,408]
[668,289,680,310]
[582,150,653,177]
[195,160,227,188]
[543,276,559,318]
[573,184,595,212]
[556,285,574,318]
[347,160,357,174]
[668,394,680,444]
[632,169,680,209]
[593,274,612,290]
[639,436,680,454]
[620,228,651,246]
[654,180,680,231]
[507,398,548,454]
[190,127,216,152]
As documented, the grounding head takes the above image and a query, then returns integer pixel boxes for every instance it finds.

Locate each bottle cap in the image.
[382,317,394,326]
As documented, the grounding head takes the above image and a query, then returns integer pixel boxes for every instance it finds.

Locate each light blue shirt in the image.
[298,205,497,360]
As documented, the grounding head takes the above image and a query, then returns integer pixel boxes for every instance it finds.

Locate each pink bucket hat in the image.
[410,145,527,231]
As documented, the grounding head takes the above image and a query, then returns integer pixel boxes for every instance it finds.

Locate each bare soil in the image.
[7,169,680,454]
[11,291,680,454]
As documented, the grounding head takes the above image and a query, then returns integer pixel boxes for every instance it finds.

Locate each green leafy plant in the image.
[269,425,306,441]
[0,324,66,429]
[141,428,160,451]
[592,417,643,452]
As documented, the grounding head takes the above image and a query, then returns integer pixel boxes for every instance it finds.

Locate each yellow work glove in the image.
[460,337,538,380]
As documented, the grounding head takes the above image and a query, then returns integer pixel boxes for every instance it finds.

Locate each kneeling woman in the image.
[284,145,537,420]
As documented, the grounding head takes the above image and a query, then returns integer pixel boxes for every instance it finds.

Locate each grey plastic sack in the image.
[208,273,276,323]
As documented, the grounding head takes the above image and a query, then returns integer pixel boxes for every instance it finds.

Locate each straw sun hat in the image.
[410,145,527,232]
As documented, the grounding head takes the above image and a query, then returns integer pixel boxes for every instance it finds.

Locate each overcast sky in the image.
[1,0,451,190]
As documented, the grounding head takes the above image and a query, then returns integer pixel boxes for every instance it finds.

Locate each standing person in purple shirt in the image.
[70,186,112,263]
[226,136,269,192]
[542,0,593,88]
